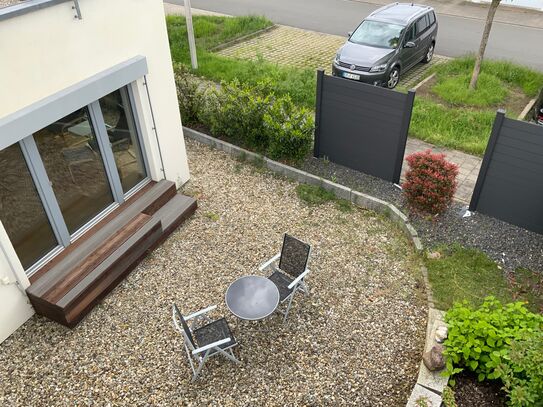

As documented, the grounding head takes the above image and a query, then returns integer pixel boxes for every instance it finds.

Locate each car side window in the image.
[415,15,429,36]
[404,25,415,43]
[428,11,435,26]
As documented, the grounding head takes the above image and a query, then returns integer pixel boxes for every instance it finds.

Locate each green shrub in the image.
[264,95,314,161]
[432,73,508,107]
[212,80,272,149]
[496,331,543,407]
[444,297,543,405]
[174,63,201,124]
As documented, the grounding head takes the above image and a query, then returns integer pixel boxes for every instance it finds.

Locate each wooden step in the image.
[26,180,197,328]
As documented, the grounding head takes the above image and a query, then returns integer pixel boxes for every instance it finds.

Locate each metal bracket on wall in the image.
[72,0,82,19]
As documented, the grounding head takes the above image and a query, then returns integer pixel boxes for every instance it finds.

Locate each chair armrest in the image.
[185,305,217,320]
[192,338,231,355]
[258,253,281,272]
[288,268,310,290]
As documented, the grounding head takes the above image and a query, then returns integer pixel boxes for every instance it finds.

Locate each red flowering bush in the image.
[403,150,459,215]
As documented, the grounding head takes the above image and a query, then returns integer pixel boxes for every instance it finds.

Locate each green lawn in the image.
[425,245,542,313]
[410,98,495,156]
[167,15,315,108]
[166,16,543,157]
[412,56,543,155]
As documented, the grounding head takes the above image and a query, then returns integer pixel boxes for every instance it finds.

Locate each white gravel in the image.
[0,140,427,406]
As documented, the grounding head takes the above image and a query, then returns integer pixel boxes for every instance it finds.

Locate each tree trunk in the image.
[469,0,501,90]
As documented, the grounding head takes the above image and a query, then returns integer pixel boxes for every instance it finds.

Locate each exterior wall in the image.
[0,223,34,344]
[0,0,189,342]
[0,0,189,186]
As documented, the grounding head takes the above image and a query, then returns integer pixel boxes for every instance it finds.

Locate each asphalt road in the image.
[167,0,543,71]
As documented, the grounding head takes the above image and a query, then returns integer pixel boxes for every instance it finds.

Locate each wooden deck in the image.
[26,180,197,328]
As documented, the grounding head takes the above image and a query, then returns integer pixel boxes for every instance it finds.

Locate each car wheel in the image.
[387,67,400,89]
[423,43,434,63]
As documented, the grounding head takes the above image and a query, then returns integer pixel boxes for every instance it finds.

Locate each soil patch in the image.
[453,371,507,407]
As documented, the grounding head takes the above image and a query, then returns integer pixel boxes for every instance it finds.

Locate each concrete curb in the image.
[183,126,447,403]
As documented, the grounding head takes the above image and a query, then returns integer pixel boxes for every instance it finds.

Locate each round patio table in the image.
[225,275,280,320]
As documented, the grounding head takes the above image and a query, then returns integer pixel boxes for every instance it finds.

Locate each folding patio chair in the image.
[258,234,312,322]
[172,304,240,382]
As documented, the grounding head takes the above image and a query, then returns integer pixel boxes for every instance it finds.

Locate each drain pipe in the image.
[143,75,166,180]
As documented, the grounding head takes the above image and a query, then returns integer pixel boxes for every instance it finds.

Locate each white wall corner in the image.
[0,222,34,345]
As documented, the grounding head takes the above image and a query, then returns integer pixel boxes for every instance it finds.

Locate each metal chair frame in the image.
[172,304,240,382]
[259,234,312,322]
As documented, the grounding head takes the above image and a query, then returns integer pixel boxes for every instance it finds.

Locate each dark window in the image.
[415,15,429,35]
[428,11,435,25]
[404,25,415,43]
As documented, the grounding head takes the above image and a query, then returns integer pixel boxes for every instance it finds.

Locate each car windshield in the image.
[349,20,404,49]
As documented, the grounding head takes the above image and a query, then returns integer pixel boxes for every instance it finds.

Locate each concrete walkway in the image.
[164,3,482,203]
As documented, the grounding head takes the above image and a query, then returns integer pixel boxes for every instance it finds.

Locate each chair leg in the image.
[192,351,210,382]
[216,347,241,364]
[283,292,296,323]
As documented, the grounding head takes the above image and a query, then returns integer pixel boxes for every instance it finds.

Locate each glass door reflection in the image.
[33,108,115,235]
[0,144,59,269]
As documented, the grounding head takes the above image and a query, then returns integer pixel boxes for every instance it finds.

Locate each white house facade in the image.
[0,0,192,342]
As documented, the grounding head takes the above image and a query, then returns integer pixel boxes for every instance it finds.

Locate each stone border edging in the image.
[518,97,537,120]
[182,126,447,405]
[209,24,278,52]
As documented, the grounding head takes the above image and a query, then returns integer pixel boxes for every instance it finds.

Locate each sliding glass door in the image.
[0,145,59,269]
[0,84,149,274]
[33,107,115,234]
[99,88,148,193]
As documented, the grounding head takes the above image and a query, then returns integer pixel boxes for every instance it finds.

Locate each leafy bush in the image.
[174,63,201,124]
[263,95,313,161]
[496,331,543,407]
[444,297,543,405]
[212,80,273,149]
[402,150,458,215]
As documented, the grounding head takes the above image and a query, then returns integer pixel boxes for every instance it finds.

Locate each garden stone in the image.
[435,326,448,343]
[422,344,446,371]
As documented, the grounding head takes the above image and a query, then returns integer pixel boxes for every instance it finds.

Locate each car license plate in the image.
[343,72,360,80]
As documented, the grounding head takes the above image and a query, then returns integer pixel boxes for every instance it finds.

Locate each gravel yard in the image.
[0,140,426,406]
[301,156,543,273]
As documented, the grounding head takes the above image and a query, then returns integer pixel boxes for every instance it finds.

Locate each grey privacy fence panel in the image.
[469,110,543,234]
[313,69,415,183]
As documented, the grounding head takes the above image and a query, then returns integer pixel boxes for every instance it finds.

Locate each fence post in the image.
[469,109,506,211]
[313,69,325,158]
[392,89,416,184]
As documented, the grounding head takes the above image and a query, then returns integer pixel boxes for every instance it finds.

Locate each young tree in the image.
[469,0,501,90]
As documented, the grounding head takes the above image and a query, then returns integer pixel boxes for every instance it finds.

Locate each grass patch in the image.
[167,15,316,108]
[296,184,335,205]
[432,73,508,107]
[296,184,354,212]
[433,56,543,97]
[425,244,542,312]
[410,98,495,156]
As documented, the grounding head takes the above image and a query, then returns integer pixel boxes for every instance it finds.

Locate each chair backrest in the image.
[278,234,311,278]
[172,304,196,350]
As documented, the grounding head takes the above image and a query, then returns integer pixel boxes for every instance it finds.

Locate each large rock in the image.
[422,344,446,371]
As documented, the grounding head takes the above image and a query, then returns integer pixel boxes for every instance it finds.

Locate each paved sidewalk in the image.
[164,3,482,203]
[403,139,481,204]
[349,0,543,29]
